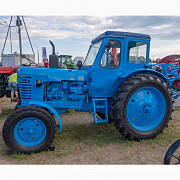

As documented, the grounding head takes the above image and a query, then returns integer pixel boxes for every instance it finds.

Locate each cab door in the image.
[92,38,124,97]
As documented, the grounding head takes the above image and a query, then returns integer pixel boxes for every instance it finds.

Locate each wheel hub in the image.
[27,127,35,135]
[137,101,152,118]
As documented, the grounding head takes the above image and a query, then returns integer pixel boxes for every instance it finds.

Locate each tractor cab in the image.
[83,31,150,68]
[82,31,151,97]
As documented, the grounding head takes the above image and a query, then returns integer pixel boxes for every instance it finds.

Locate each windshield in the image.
[83,41,102,66]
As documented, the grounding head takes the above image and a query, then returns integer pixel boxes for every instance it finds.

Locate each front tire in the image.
[3,106,57,153]
[111,74,173,140]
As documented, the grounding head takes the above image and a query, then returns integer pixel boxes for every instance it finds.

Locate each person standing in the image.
[43,58,49,68]
[8,68,19,102]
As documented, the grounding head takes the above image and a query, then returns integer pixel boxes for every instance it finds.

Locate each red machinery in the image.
[0,66,18,97]
[158,54,180,75]
[0,66,17,74]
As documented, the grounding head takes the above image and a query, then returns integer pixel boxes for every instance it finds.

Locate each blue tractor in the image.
[3,31,180,153]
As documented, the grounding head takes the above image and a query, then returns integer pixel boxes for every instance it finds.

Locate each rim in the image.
[126,86,166,132]
[174,80,180,89]
[14,118,47,147]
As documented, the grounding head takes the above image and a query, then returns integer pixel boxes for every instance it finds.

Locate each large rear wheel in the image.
[111,74,173,140]
[3,106,57,153]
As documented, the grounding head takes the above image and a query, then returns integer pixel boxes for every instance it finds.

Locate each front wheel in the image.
[3,106,57,153]
[111,74,173,140]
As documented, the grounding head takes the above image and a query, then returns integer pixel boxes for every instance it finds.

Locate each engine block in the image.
[44,81,88,109]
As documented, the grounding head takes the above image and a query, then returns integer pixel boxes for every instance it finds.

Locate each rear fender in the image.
[124,70,168,82]
[29,101,62,132]
[109,69,168,97]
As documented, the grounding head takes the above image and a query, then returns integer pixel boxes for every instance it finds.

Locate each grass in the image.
[175,106,180,111]
[0,109,14,120]
[1,98,7,103]
[10,153,32,161]
[55,123,127,149]
[1,106,180,162]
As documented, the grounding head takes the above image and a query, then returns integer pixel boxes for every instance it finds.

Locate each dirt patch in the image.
[0,97,180,165]
[1,96,16,110]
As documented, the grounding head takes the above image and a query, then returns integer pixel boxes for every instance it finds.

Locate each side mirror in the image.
[77,60,83,70]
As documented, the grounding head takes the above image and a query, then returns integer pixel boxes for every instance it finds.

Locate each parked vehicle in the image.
[2,31,180,153]
[58,55,77,69]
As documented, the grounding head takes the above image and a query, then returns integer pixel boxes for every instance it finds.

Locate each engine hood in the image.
[18,67,88,82]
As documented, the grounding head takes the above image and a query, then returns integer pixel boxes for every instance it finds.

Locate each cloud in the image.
[1,16,180,58]
[1,16,180,42]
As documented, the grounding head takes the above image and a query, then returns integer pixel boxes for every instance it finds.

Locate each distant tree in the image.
[155,58,161,63]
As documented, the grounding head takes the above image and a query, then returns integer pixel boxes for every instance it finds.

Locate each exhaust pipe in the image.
[49,40,56,55]
[49,40,59,68]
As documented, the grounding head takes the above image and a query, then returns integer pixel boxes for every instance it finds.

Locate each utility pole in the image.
[38,50,40,64]
[16,16,22,66]
[3,21,13,54]
[9,27,12,54]
[35,45,40,64]
[1,16,13,54]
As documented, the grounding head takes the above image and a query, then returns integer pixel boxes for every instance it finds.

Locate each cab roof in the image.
[91,31,151,44]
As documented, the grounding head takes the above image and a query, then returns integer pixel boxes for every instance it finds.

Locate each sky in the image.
[1,16,180,63]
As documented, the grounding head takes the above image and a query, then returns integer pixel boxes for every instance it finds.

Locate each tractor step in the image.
[95,105,106,108]
[91,98,109,124]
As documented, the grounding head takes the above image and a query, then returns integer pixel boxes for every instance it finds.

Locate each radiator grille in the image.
[18,77,32,99]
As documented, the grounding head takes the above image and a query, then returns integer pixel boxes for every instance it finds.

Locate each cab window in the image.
[128,41,147,64]
[100,40,121,68]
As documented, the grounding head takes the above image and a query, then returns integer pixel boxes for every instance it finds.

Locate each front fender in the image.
[29,101,62,132]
